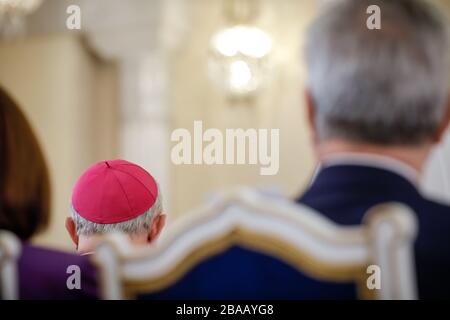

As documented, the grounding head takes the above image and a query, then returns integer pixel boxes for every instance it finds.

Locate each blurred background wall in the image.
[169,0,317,216]
[0,34,118,248]
[0,0,449,250]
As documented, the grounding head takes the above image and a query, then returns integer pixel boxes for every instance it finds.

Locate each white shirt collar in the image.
[319,152,420,186]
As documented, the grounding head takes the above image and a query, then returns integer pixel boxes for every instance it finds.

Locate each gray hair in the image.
[71,191,163,236]
[306,0,450,145]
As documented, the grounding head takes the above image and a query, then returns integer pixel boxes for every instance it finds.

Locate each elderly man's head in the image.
[305,0,450,160]
[65,160,166,254]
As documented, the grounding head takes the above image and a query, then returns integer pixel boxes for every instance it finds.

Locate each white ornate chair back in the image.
[93,188,418,300]
[0,230,21,300]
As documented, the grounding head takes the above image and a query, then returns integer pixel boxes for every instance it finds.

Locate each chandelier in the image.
[0,0,43,38]
[208,0,273,99]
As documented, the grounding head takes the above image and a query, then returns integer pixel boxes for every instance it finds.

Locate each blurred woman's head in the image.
[0,87,50,240]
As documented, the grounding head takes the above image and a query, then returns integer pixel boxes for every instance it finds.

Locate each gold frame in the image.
[121,227,375,300]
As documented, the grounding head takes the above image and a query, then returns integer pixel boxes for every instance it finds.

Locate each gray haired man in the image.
[298,0,450,299]
[66,160,166,255]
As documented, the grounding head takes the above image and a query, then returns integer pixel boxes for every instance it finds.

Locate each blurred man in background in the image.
[65,160,166,255]
[299,0,450,298]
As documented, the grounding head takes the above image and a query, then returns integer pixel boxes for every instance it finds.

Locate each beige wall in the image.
[168,0,318,217]
[168,0,450,216]
[0,34,118,250]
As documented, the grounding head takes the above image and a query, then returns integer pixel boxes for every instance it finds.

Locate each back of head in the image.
[306,0,450,145]
[70,160,163,239]
[0,87,50,240]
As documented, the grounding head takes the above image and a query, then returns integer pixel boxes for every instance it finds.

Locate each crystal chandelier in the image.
[208,0,273,98]
[0,0,43,38]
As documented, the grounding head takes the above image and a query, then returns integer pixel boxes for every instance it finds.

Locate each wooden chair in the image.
[93,187,418,300]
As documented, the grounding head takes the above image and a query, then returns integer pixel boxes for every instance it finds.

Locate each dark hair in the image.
[0,87,50,240]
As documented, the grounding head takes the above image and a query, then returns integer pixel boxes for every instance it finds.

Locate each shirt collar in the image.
[319,152,420,186]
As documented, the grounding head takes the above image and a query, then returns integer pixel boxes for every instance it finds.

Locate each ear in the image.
[304,89,319,146]
[65,217,79,248]
[433,94,450,144]
[148,214,167,243]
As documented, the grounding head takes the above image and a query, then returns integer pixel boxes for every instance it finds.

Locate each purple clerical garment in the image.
[18,243,98,300]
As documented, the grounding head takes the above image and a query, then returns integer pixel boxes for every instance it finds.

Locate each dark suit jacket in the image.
[18,243,98,300]
[298,164,450,299]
